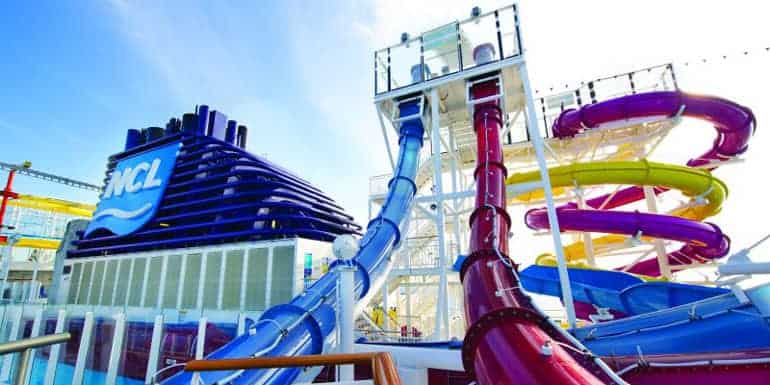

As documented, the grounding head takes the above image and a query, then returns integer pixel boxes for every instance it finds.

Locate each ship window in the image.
[145,256,163,307]
[77,262,93,305]
[89,261,105,305]
[222,250,244,310]
[67,263,82,304]
[245,248,268,311]
[114,259,131,306]
[270,246,294,306]
[101,260,118,306]
[182,253,202,309]
[128,258,147,307]
[163,255,183,308]
[203,252,223,309]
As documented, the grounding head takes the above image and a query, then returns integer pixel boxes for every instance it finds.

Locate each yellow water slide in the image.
[506,159,727,266]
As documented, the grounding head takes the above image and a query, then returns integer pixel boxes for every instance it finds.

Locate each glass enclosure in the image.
[375,5,522,94]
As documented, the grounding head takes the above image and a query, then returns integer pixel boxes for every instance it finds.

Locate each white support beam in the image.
[382,281,390,331]
[105,312,127,385]
[145,314,164,384]
[177,254,188,309]
[237,313,247,336]
[240,250,249,312]
[337,264,356,381]
[217,251,227,310]
[413,181,542,204]
[520,61,577,329]
[448,124,465,260]
[44,309,66,385]
[196,253,208,309]
[414,203,437,222]
[500,108,522,142]
[430,88,449,340]
[644,186,672,278]
[72,312,95,385]
[191,317,207,385]
[158,255,168,308]
[574,187,596,266]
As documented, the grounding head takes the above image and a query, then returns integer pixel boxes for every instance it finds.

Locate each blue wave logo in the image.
[85,142,181,237]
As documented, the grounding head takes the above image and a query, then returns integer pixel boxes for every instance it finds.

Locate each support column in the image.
[520,62,577,328]
[72,312,94,385]
[43,310,66,385]
[644,186,672,278]
[382,281,390,331]
[337,263,356,381]
[448,126,464,261]
[430,88,449,340]
[574,187,596,267]
[145,314,164,384]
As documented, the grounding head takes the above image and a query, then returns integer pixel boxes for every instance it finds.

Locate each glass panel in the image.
[145,256,163,308]
[182,253,202,309]
[163,255,182,308]
[89,260,105,305]
[128,258,146,307]
[114,259,131,306]
[459,12,499,70]
[203,252,223,309]
[422,23,460,79]
[222,250,244,310]
[375,49,390,94]
[498,7,520,58]
[389,39,423,89]
[101,259,118,306]
[154,316,194,382]
[270,246,294,305]
[201,316,238,357]
[119,316,152,382]
[85,316,115,384]
[67,263,82,304]
[77,261,93,305]
[245,248,268,311]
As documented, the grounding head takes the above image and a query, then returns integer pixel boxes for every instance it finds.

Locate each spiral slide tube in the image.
[162,99,425,385]
[459,77,624,385]
[512,160,730,276]
[519,91,754,276]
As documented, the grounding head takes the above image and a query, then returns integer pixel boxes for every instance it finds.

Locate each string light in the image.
[534,44,769,95]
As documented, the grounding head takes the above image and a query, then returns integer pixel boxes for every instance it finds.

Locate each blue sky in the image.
[1,0,769,261]
[0,1,382,221]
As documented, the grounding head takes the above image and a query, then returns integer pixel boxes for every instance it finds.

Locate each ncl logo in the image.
[85,142,181,237]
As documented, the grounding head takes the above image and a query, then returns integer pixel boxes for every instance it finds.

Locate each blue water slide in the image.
[520,265,727,316]
[162,99,425,385]
[577,283,770,355]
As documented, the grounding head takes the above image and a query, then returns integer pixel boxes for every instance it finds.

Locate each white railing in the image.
[534,63,678,138]
[0,303,251,385]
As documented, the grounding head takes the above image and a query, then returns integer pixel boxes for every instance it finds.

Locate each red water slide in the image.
[459,76,618,385]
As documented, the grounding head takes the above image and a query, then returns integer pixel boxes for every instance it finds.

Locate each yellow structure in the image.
[506,159,727,264]
[1,194,94,250]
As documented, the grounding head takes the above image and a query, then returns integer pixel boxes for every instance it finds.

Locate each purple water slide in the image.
[557,91,755,210]
[526,207,730,275]
[526,91,754,275]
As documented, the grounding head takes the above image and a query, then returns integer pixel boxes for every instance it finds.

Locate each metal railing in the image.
[0,332,70,385]
[535,63,678,136]
[183,352,402,385]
